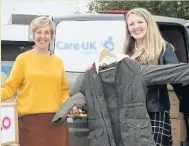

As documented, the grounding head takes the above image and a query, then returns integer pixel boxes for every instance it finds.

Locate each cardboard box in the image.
[170,104,181,119]
[171,117,186,146]
[168,91,181,119]
[167,84,174,91]
[169,91,179,106]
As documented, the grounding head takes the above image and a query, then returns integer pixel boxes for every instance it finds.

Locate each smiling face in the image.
[33,24,52,50]
[127,13,148,41]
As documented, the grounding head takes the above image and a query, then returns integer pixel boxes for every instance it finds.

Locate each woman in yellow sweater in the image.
[1,16,70,146]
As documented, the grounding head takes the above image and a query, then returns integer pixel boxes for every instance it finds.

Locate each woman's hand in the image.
[69,106,82,115]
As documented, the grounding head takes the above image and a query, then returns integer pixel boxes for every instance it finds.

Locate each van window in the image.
[159,24,188,63]
[1,41,32,85]
[54,20,126,72]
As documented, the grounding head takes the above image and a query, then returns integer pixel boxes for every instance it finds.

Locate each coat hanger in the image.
[98,49,117,73]
[99,50,115,62]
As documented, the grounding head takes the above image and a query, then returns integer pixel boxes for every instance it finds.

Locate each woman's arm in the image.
[1,54,24,102]
[162,43,188,98]
[61,62,70,104]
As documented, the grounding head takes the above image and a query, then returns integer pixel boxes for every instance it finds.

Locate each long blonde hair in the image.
[124,8,166,64]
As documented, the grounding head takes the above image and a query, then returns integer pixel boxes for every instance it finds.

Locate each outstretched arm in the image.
[137,63,189,86]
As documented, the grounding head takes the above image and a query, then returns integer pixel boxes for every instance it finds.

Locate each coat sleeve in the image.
[163,43,179,64]
[52,73,86,124]
[52,92,86,124]
[137,62,189,86]
[70,74,85,96]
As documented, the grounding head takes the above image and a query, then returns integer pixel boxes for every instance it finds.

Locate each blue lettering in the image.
[69,43,73,49]
[56,36,114,51]
[56,41,96,50]
[56,41,65,49]
[74,43,79,50]
[64,43,70,49]
[90,42,96,50]
[82,42,89,50]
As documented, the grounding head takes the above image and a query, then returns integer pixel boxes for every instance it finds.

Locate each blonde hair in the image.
[124,8,166,64]
[29,16,55,40]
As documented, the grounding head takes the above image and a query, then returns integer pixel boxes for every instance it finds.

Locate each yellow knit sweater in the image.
[1,50,70,116]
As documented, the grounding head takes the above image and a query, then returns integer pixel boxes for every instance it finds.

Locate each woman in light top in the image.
[1,16,70,146]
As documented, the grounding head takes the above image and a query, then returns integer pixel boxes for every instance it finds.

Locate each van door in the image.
[158,22,189,144]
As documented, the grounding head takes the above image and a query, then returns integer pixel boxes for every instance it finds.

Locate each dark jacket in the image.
[127,42,186,112]
[147,43,184,112]
[53,58,189,146]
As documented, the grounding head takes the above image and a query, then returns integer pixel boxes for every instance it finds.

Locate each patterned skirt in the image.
[149,111,173,146]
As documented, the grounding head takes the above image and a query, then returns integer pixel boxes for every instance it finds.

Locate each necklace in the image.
[134,42,144,51]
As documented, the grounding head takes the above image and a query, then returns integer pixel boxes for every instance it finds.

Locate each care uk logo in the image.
[56,36,121,52]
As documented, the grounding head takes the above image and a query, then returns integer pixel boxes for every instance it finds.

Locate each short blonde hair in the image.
[29,16,55,39]
[124,8,166,64]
